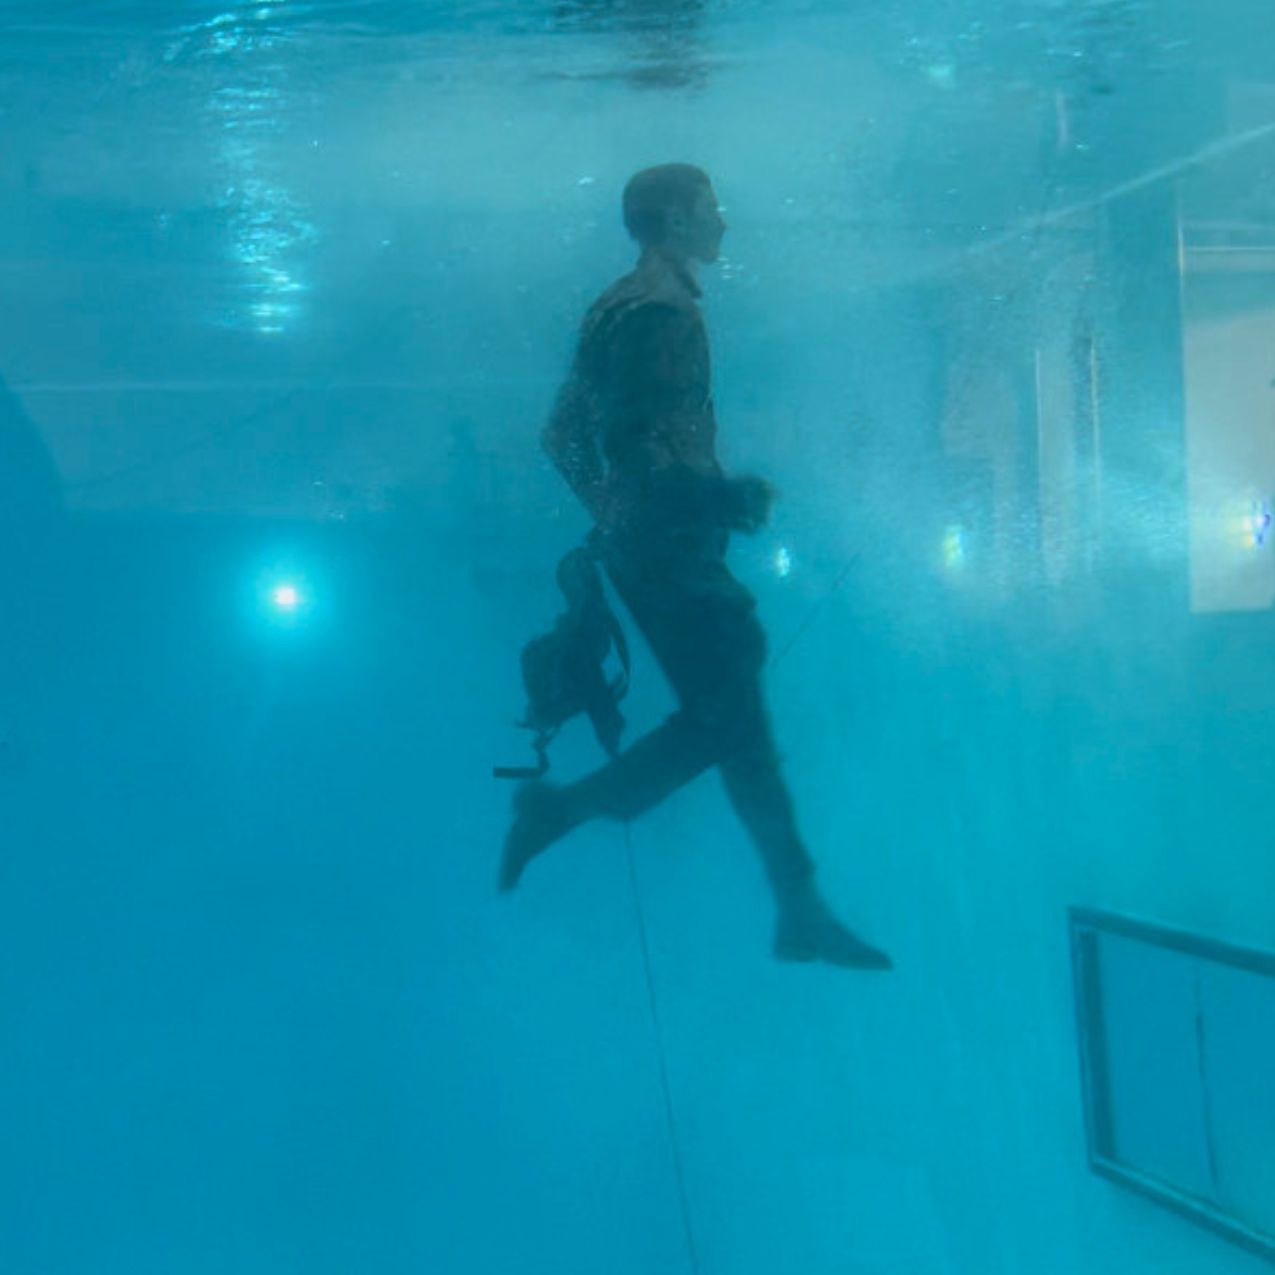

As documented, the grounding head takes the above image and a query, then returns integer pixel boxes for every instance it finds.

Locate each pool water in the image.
[2,3,1274,1273]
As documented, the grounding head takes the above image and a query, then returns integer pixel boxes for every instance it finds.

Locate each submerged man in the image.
[501,164,891,971]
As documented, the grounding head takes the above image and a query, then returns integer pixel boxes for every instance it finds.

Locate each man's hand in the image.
[724,475,776,533]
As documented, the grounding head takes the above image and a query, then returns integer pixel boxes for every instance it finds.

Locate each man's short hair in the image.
[622,164,712,247]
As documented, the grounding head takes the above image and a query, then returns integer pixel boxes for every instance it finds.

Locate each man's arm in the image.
[540,369,610,525]
[608,303,775,533]
[541,302,773,534]
[608,303,714,470]
[539,303,707,527]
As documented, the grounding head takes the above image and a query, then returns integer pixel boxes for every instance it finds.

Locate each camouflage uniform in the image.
[541,249,814,892]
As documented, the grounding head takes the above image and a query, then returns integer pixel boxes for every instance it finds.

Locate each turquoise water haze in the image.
[2,3,1274,1272]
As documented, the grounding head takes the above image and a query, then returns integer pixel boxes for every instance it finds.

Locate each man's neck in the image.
[640,245,702,298]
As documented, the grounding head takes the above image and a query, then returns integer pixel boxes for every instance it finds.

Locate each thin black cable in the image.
[770,556,859,670]
[622,821,701,1275]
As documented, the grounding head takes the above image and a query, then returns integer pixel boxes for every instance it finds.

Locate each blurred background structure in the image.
[2,3,1274,1273]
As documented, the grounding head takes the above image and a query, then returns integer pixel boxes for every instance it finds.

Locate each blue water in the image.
[3,3,1275,1273]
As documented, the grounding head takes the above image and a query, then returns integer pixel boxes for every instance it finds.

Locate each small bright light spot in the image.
[926,63,956,87]
[252,564,317,632]
[774,547,793,579]
[942,525,966,570]
[1245,500,1272,549]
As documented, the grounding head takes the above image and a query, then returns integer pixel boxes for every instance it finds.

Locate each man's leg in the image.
[714,681,815,890]
[499,709,715,892]
[715,685,892,970]
[632,559,890,970]
[500,548,729,892]
[502,547,892,967]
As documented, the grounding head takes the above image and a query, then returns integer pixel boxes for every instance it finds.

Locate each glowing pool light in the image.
[271,583,301,610]
[942,524,966,570]
[1246,501,1272,549]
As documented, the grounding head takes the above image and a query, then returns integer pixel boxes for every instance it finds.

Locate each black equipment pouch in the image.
[493,543,630,780]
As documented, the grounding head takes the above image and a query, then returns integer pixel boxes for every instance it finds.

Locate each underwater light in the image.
[1247,501,1272,549]
[941,524,966,570]
[250,566,320,634]
[774,547,793,579]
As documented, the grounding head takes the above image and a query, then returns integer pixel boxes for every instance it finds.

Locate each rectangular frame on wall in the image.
[1069,907,1275,1265]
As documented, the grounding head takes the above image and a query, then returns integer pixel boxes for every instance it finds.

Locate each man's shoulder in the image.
[582,277,699,350]
[588,259,699,321]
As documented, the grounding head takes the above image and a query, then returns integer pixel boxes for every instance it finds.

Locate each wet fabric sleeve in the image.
[543,301,726,530]
[541,363,608,521]
[607,304,737,531]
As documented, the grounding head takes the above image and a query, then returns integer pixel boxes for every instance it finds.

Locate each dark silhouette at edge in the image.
[0,372,63,523]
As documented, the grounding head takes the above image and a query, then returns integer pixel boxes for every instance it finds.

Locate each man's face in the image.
[689,185,727,262]
[668,184,727,263]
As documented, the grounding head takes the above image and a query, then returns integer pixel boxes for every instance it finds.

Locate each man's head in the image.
[622,163,726,263]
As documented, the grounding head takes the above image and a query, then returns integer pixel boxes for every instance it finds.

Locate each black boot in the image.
[773,881,893,971]
[499,781,570,893]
